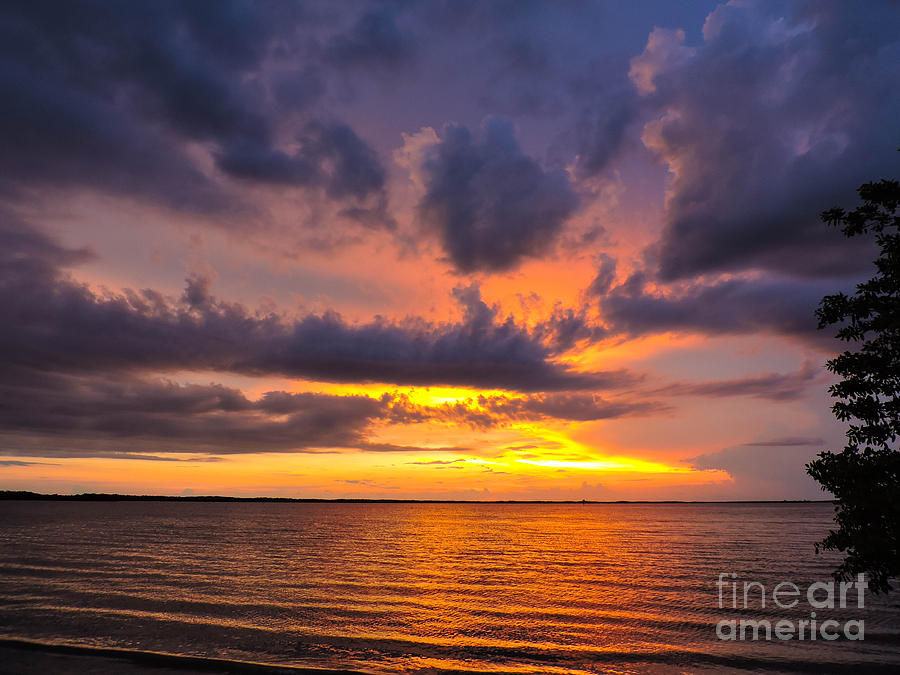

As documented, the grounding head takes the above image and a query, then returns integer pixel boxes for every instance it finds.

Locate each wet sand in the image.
[0,639,370,675]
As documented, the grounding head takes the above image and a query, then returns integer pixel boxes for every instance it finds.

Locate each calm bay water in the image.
[0,501,897,673]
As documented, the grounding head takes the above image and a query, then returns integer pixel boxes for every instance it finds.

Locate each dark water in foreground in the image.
[0,501,897,674]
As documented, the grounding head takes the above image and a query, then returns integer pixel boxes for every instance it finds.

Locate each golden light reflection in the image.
[317,383,517,408]
[6,372,731,498]
[514,458,690,473]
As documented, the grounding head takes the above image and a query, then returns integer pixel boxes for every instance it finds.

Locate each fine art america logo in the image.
[715,572,868,641]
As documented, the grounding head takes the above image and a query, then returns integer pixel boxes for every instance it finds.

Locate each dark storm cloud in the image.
[0,0,386,208]
[0,368,391,456]
[586,253,617,297]
[0,218,618,392]
[599,273,845,343]
[417,362,818,429]
[480,392,667,422]
[413,0,645,125]
[572,88,636,178]
[633,0,900,279]
[326,7,416,70]
[216,140,318,187]
[271,67,326,111]
[0,213,96,269]
[419,118,579,272]
[743,437,824,447]
[85,454,226,462]
[217,121,386,200]
[395,389,661,431]
[653,361,821,402]
[300,121,387,200]
[0,48,230,211]
[0,366,649,458]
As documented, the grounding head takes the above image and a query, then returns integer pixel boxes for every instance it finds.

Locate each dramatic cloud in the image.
[0,1,886,498]
[0,217,619,392]
[0,369,389,456]
[394,390,664,430]
[573,87,636,179]
[479,392,667,423]
[653,361,822,402]
[633,0,900,279]
[743,436,824,447]
[326,7,416,70]
[217,121,386,201]
[598,273,847,343]
[0,1,386,210]
[0,366,500,458]
[586,253,618,297]
[418,118,579,272]
[0,366,654,458]
[531,305,610,352]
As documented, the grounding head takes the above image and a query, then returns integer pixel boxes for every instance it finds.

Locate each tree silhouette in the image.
[807,178,900,593]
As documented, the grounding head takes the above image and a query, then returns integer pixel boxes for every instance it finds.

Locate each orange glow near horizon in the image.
[0,411,732,499]
[4,309,819,501]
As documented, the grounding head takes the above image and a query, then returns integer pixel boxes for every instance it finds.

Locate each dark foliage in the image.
[808,178,900,593]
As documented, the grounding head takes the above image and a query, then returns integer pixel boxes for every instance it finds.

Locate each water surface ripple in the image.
[0,502,897,673]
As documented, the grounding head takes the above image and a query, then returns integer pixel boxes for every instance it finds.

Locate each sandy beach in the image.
[0,639,369,675]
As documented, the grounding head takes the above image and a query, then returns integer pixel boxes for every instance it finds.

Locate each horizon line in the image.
[0,490,834,504]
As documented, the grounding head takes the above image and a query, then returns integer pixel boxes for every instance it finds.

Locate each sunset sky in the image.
[2,0,898,500]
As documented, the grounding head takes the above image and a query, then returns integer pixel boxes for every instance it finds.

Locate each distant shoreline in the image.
[0,490,834,504]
